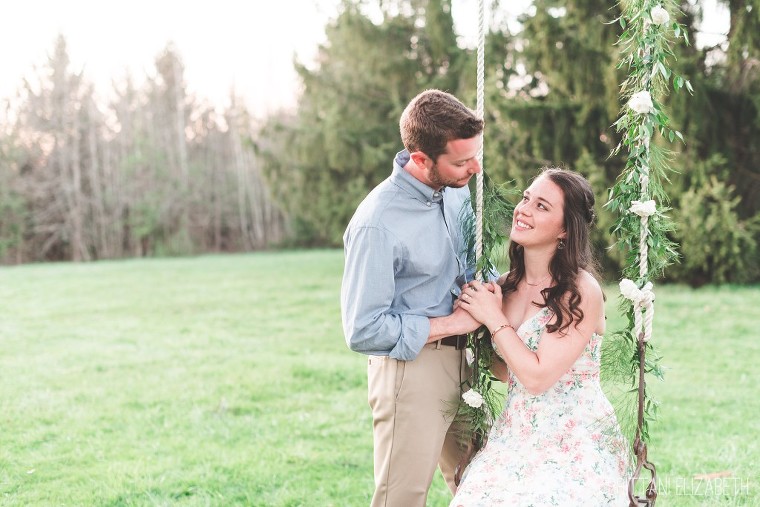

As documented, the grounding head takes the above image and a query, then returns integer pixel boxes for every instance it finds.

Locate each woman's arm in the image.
[459,273,603,395]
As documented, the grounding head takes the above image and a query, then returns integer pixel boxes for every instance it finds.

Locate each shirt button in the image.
[434,192,440,197]
[426,201,432,206]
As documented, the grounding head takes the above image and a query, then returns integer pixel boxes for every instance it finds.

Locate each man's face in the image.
[424,136,482,189]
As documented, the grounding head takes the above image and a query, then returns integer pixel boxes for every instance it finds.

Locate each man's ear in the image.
[409,151,431,170]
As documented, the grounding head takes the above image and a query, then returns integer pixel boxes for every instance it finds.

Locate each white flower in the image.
[465,348,475,366]
[651,5,670,25]
[619,279,640,300]
[629,200,657,217]
[628,91,655,114]
[462,389,484,409]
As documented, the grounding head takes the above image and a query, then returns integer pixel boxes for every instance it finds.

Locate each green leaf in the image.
[668,130,675,142]
[657,61,670,80]
[643,121,653,139]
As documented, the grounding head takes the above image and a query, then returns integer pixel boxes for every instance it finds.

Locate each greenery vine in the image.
[605,0,691,445]
[453,176,516,453]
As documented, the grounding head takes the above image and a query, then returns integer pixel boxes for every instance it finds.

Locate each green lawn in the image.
[0,250,757,506]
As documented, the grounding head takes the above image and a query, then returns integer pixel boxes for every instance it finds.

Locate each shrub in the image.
[674,176,760,286]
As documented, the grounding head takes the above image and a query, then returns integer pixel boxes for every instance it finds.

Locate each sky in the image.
[0,0,729,119]
[0,0,344,117]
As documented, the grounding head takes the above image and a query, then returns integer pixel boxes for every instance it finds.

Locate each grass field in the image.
[1,250,758,506]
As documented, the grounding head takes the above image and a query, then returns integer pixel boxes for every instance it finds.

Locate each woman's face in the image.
[510,175,566,249]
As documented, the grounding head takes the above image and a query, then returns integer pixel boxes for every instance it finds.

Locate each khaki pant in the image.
[368,343,468,507]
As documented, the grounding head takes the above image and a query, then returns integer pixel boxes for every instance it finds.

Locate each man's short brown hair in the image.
[399,90,484,162]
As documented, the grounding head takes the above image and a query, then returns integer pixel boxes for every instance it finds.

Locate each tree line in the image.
[1,1,758,285]
[0,36,285,263]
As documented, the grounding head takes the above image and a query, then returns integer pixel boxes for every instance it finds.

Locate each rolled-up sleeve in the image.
[341,226,429,360]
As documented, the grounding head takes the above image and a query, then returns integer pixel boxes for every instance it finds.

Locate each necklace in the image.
[525,274,551,287]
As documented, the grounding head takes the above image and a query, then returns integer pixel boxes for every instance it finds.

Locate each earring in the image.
[557,239,565,250]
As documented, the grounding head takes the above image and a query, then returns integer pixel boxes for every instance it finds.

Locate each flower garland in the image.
[605,0,691,503]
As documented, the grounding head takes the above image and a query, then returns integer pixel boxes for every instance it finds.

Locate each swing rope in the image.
[474,0,486,275]
[625,155,659,506]
[611,2,692,502]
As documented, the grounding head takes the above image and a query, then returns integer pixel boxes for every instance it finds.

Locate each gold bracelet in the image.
[491,323,513,337]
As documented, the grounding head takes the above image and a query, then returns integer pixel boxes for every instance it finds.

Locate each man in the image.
[341,89,484,506]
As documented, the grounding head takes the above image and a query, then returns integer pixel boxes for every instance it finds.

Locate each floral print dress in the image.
[451,307,631,506]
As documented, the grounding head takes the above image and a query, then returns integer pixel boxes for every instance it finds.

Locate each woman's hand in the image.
[457,280,504,329]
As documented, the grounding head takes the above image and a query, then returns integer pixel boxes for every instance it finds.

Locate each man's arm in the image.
[428,308,481,342]
[341,226,430,360]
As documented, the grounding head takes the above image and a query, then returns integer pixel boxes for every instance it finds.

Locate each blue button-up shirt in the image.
[341,150,474,361]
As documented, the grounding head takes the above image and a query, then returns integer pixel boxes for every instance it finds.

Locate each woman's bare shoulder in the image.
[576,269,603,305]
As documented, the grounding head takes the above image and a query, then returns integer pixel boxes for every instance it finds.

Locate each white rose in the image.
[619,279,640,301]
[630,200,657,217]
[465,348,475,366]
[628,91,655,114]
[462,389,484,409]
[651,5,670,25]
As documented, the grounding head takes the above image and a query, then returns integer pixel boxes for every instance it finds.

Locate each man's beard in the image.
[430,163,470,189]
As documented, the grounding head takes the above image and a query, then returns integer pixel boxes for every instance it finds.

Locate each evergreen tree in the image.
[482,0,625,274]
[665,0,760,284]
[483,0,760,283]
[258,0,473,245]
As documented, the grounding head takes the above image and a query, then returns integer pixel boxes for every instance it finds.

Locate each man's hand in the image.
[427,304,482,343]
[449,306,481,335]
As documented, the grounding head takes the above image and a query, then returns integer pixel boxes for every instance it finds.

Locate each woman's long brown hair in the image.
[501,168,599,334]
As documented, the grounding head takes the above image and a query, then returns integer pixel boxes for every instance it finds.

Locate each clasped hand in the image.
[456,280,503,326]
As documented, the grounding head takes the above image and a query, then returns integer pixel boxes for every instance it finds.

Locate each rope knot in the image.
[620,279,656,342]
[620,279,655,307]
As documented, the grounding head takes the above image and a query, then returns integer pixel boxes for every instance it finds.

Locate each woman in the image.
[451,168,630,505]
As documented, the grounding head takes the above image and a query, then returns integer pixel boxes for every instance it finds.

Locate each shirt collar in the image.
[390,150,445,204]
